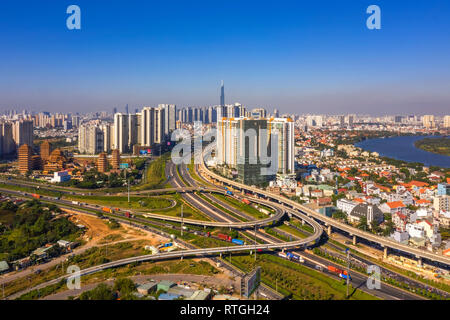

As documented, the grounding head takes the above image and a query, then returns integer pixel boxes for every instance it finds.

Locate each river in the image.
[354,135,450,168]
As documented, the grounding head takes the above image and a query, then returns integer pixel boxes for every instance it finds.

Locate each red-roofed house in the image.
[380,201,407,215]
[392,212,409,232]
[414,199,431,207]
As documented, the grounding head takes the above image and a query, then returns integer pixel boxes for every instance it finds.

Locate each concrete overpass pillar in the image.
[383,247,388,259]
[241,189,245,195]
[220,253,222,258]
[417,257,423,268]
[352,235,357,246]
[180,256,183,261]
[301,219,305,226]
[327,225,332,236]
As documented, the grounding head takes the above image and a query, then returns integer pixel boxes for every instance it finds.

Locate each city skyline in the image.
[0,1,450,115]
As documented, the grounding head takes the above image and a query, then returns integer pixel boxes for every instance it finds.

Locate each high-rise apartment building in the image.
[160,104,176,135]
[217,116,293,185]
[71,115,81,128]
[0,122,14,156]
[251,108,267,119]
[268,118,295,175]
[141,107,155,147]
[153,107,165,144]
[128,113,141,151]
[114,113,130,153]
[78,124,104,154]
[12,120,33,149]
[443,115,450,128]
[423,115,435,128]
[100,123,114,153]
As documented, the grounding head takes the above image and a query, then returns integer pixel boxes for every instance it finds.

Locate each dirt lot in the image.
[63,208,166,247]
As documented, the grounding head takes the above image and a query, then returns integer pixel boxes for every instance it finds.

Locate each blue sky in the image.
[0,0,449,115]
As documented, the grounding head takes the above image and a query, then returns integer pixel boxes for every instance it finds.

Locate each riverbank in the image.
[414,137,450,157]
[355,135,450,168]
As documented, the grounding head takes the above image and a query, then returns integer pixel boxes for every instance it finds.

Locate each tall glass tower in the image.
[220,80,225,106]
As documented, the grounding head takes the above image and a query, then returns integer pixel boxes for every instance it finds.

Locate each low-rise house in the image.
[393,230,409,243]
[157,280,175,292]
[392,212,408,232]
[439,211,450,228]
[406,223,425,239]
[316,197,332,207]
[380,201,407,215]
[158,293,180,300]
[137,282,157,295]
[416,220,434,239]
[337,199,358,215]
[190,290,211,300]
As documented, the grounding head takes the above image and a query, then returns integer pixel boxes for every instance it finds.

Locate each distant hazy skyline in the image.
[0,0,449,115]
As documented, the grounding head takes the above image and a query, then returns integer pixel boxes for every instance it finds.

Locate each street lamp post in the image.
[181,204,184,237]
[346,248,350,299]
[254,224,257,262]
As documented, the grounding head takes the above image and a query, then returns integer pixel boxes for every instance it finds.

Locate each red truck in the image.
[124,212,132,218]
[327,265,348,275]
[218,233,232,242]
[242,198,251,205]
[31,193,41,199]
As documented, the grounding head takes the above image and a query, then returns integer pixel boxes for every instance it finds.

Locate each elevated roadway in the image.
[198,145,450,266]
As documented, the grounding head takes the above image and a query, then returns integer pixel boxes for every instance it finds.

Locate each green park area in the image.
[415,137,450,156]
[63,194,174,211]
[212,193,274,219]
[231,253,378,300]
[134,154,171,190]
[0,200,81,263]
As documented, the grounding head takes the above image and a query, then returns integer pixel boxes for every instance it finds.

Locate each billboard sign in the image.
[120,163,129,169]
[244,267,261,297]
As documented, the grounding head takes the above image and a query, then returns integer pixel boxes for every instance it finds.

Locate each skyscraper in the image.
[125,104,129,114]
[128,113,141,150]
[78,124,104,154]
[444,115,450,128]
[0,122,14,156]
[12,120,33,149]
[114,113,130,153]
[141,107,155,147]
[423,115,435,128]
[268,118,295,175]
[153,107,165,144]
[220,80,225,106]
[160,104,176,135]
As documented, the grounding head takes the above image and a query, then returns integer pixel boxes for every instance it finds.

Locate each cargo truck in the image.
[102,207,113,213]
[218,233,232,241]
[231,239,244,245]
